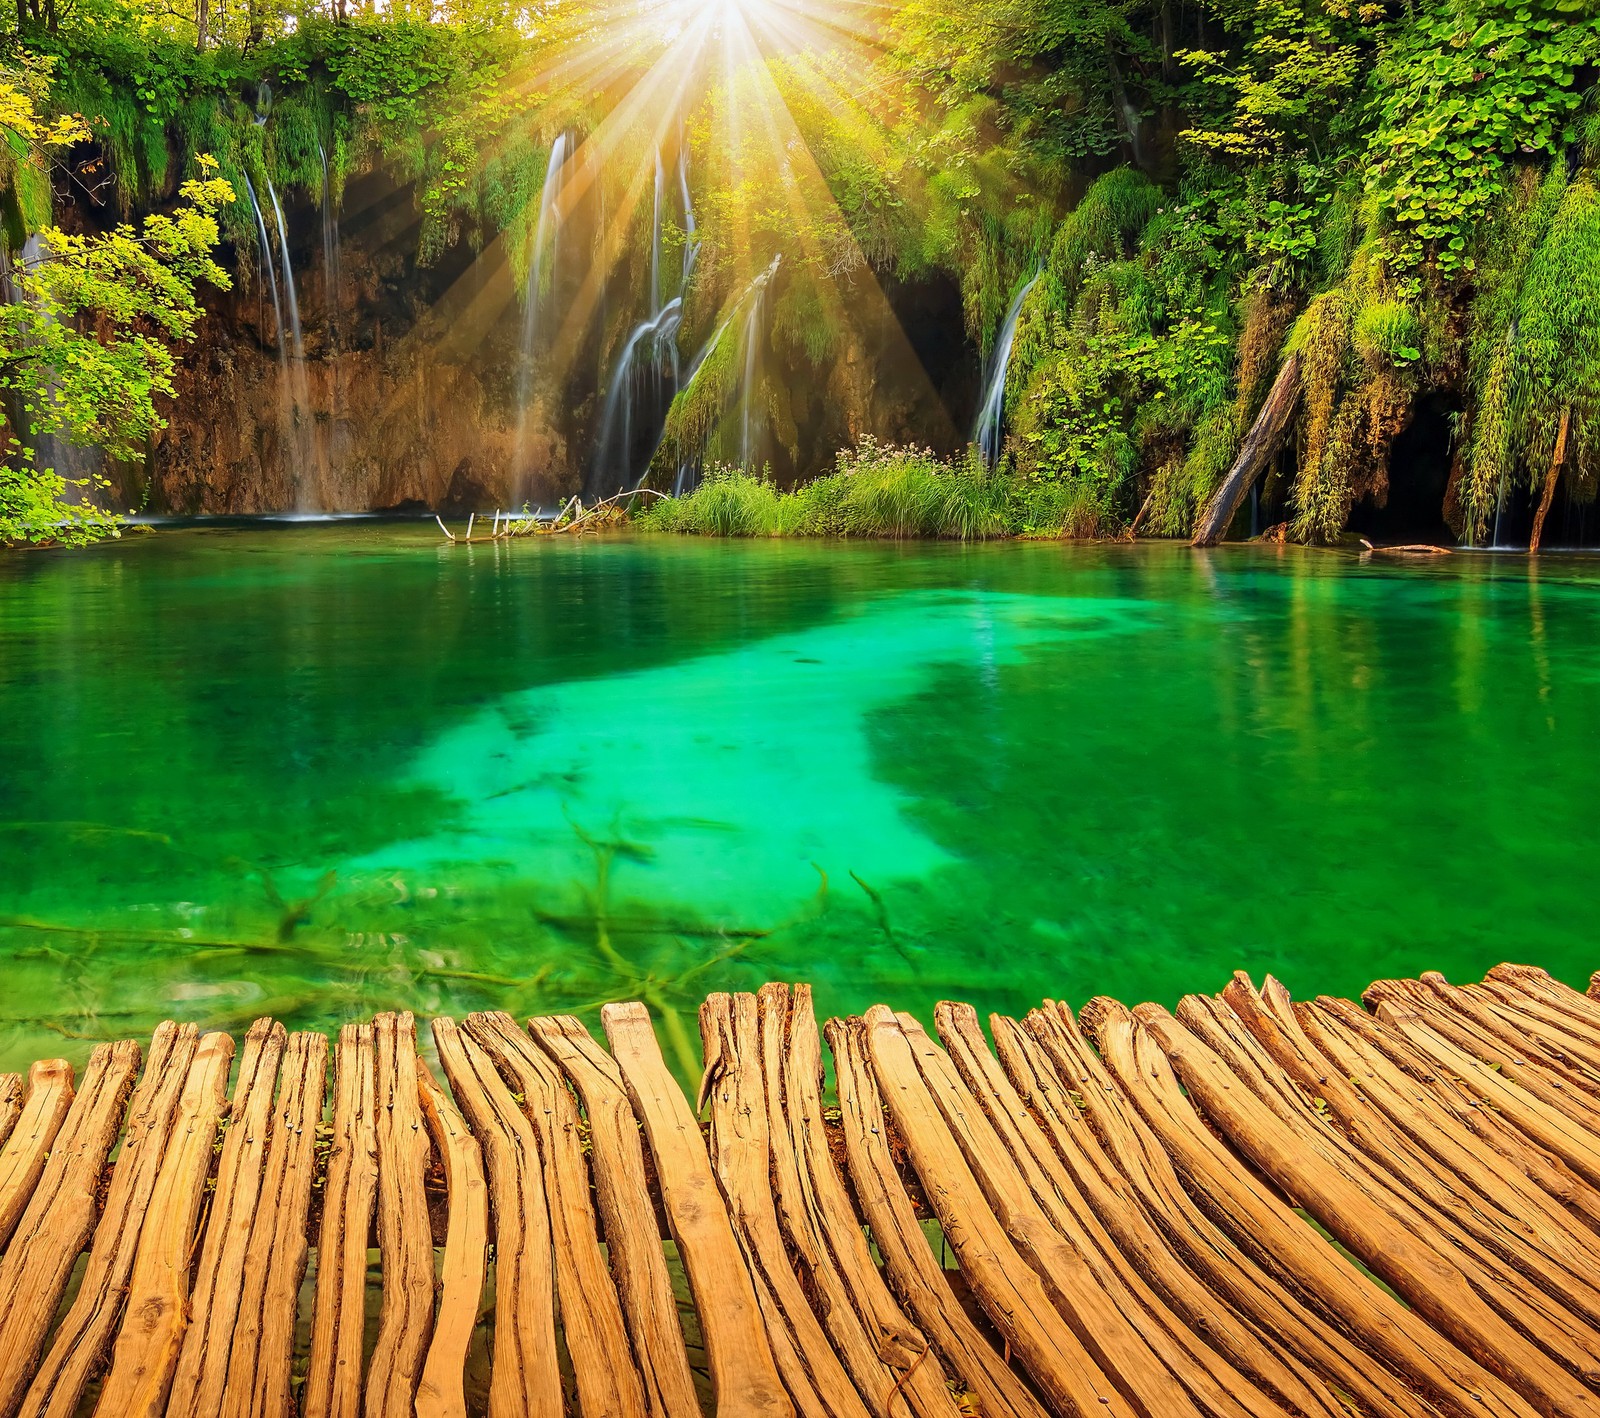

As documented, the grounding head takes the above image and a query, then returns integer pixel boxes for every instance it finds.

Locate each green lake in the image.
[2,524,1596,1079]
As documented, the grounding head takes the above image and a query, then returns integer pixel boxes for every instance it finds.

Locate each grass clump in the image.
[638,438,1095,540]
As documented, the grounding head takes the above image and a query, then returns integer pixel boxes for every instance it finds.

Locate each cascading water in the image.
[589,143,705,498]
[973,271,1040,466]
[266,180,303,360]
[592,298,685,495]
[512,133,573,501]
[735,257,781,470]
[240,173,285,356]
[267,177,321,506]
[650,147,664,319]
[243,170,319,507]
[665,253,782,493]
[318,144,342,327]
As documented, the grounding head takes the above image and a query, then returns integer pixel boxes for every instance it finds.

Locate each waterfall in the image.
[650,147,665,319]
[512,133,573,501]
[735,254,781,470]
[671,316,732,494]
[677,140,700,287]
[266,180,303,360]
[586,139,709,499]
[591,298,684,497]
[663,254,781,493]
[241,173,285,355]
[973,271,1039,466]
[318,144,341,327]
[244,172,318,508]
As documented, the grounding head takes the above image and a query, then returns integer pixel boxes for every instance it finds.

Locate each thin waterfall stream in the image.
[589,141,703,499]
[512,132,573,503]
[973,271,1040,466]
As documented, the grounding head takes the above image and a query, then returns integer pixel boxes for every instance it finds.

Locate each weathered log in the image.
[1191,352,1301,547]
[1530,406,1571,553]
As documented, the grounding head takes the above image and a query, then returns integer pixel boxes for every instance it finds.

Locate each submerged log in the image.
[1191,352,1301,547]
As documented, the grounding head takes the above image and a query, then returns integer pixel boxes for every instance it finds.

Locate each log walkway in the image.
[0,964,1597,1416]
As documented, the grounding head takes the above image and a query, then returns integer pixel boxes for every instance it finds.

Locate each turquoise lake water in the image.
[2,525,1596,1077]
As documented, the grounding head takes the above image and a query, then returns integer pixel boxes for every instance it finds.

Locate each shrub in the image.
[638,438,1107,540]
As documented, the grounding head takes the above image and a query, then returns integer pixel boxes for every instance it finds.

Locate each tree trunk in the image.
[195,0,207,51]
[1529,406,1570,554]
[1191,351,1302,547]
[1106,48,1146,171]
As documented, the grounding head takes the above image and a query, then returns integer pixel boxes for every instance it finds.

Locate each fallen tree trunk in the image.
[1529,406,1571,554]
[1191,351,1301,547]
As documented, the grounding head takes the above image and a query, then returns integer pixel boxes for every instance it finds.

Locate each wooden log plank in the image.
[364,1012,435,1418]
[1009,1005,1439,1418]
[1465,983,1600,1084]
[601,1001,792,1418]
[1309,994,1600,1234]
[415,1058,488,1418]
[857,1005,1143,1418]
[467,1010,651,1418]
[897,1006,1281,1418]
[937,1002,1340,1418]
[759,987,964,1418]
[1365,977,1600,1132]
[528,1014,702,1418]
[1276,984,1600,1258]
[1077,996,1540,1418]
[1135,1001,1597,1418]
[1172,989,1600,1371]
[93,1030,235,1418]
[1372,1001,1600,1194]
[304,1022,379,1418]
[0,1060,75,1250]
[229,1030,329,1418]
[824,1017,1045,1418]
[701,994,873,1418]
[15,1024,197,1418]
[1211,978,1600,1331]
[1482,964,1600,1046]
[0,1040,141,1418]
[165,1019,287,1418]
[0,1074,25,1164]
[432,1016,561,1418]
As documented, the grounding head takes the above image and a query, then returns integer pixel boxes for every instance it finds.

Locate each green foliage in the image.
[1459,169,1600,543]
[1,0,1596,551]
[641,439,1068,539]
[1047,168,1161,304]
[1368,0,1600,284]
[0,144,233,546]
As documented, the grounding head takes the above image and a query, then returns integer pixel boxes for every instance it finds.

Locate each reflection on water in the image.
[2,527,1598,1076]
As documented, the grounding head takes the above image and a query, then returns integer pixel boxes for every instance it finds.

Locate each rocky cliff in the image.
[124,172,977,515]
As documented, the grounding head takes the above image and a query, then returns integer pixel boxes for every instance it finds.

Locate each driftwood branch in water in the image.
[434,489,671,545]
[1359,539,1451,556]
[1529,406,1571,554]
[1191,351,1302,548]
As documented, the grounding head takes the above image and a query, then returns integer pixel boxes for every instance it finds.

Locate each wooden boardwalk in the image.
[0,965,1597,1416]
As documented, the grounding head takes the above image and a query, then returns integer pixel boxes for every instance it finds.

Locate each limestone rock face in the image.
[122,174,976,514]
[136,174,581,515]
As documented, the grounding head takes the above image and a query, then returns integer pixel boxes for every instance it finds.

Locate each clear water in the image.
[2,526,1597,1079]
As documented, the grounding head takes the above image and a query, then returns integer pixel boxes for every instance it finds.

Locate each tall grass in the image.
[637,438,1118,539]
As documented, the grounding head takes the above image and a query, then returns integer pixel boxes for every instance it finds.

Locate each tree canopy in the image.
[1,0,1597,542]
